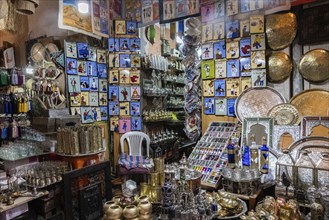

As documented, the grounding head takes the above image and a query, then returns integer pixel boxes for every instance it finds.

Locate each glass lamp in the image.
[275,149,295,184]
[295,150,316,190]
[314,152,329,188]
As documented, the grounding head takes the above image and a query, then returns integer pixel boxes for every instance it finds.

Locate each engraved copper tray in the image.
[298,49,329,83]
[267,51,293,83]
[268,103,300,125]
[289,89,329,117]
[235,87,286,122]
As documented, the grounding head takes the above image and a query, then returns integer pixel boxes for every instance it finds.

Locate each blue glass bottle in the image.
[227,138,235,168]
[260,136,269,174]
[242,144,251,167]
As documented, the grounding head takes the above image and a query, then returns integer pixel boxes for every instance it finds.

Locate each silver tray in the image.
[214,198,248,219]
[235,87,286,122]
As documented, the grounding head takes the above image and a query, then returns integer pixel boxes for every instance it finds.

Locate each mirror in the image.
[311,124,329,137]
[247,124,266,146]
[301,116,329,137]
[279,132,293,150]
[241,117,273,148]
[273,125,300,155]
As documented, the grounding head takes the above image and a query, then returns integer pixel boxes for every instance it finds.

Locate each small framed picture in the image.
[81,107,94,123]
[130,38,141,51]
[108,85,119,101]
[129,70,140,84]
[214,0,225,18]
[226,78,241,97]
[88,47,97,61]
[68,75,80,93]
[100,106,108,121]
[251,69,266,87]
[109,54,120,68]
[119,117,131,133]
[108,38,119,52]
[131,116,142,130]
[80,76,90,91]
[240,38,251,57]
[201,4,215,23]
[215,98,227,116]
[227,98,236,117]
[66,58,77,75]
[213,41,226,59]
[131,86,141,100]
[201,60,215,79]
[80,92,89,106]
[89,77,99,91]
[240,19,250,37]
[65,42,77,58]
[99,93,108,106]
[240,0,250,13]
[226,0,238,16]
[126,20,137,34]
[119,38,130,51]
[70,107,81,116]
[240,57,251,76]
[119,69,130,84]
[109,101,120,115]
[77,42,89,59]
[251,33,266,51]
[97,63,107,78]
[119,86,131,101]
[202,43,214,60]
[215,60,227,78]
[204,97,215,115]
[119,54,131,68]
[251,51,266,69]
[99,78,108,92]
[213,22,225,40]
[89,92,99,106]
[97,49,107,63]
[203,80,215,97]
[202,23,213,42]
[241,77,252,91]
[119,102,130,115]
[214,79,226,97]
[226,20,240,39]
[77,61,87,75]
[250,0,264,11]
[110,116,119,131]
[87,61,97,76]
[130,101,141,115]
[70,93,81,107]
[250,15,265,33]
[226,40,239,59]
[131,54,141,68]
[115,20,126,35]
[109,70,119,84]
[226,59,240,78]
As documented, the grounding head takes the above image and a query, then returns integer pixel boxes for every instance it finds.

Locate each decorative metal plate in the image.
[268,103,300,125]
[267,51,293,83]
[235,87,286,122]
[30,42,45,63]
[289,89,329,117]
[298,49,329,83]
[266,12,297,50]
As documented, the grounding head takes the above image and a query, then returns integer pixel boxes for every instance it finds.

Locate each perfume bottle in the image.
[227,138,235,169]
[242,142,250,168]
[259,136,269,174]
[249,134,259,170]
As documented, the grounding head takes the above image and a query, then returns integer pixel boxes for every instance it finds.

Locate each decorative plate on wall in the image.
[267,51,293,83]
[268,103,300,125]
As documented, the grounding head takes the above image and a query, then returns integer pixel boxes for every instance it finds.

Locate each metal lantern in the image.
[294,150,316,190]
[275,150,295,184]
[314,152,329,188]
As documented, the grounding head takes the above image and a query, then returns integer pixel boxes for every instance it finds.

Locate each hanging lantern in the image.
[294,150,316,190]
[314,152,329,188]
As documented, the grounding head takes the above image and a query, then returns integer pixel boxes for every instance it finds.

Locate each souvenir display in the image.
[251,51,266,69]
[213,22,225,40]
[226,78,240,97]
[214,79,226,97]
[226,40,240,59]
[201,43,214,60]
[226,0,238,16]
[213,41,226,59]
[268,103,301,125]
[201,60,215,79]
[298,49,329,83]
[251,69,266,87]
[240,38,251,57]
[203,80,214,97]
[226,59,240,78]
[204,97,215,115]
[240,57,251,76]
[267,51,293,83]
[266,12,297,50]
[251,33,266,51]
[240,19,250,37]
[215,60,227,78]
[215,98,227,115]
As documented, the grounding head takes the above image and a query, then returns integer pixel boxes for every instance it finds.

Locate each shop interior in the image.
[0,0,328,219]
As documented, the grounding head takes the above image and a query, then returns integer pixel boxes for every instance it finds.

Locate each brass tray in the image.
[268,103,300,125]
[289,89,329,117]
[235,87,286,122]
[298,49,329,83]
[267,51,293,83]
[266,12,297,50]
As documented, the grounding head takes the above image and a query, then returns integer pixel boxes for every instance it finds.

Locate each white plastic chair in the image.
[120,131,151,157]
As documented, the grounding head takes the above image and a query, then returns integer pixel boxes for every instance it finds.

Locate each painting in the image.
[131,116,142,130]
[119,102,130,116]
[226,20,240,39]
[241,77,252,92]
[129,70,140,84]
[202,23,213,42]
[99,79,108,92]
[201,60,215,79]
[65,42,77,58]
[240,38,251,57]
[202,43,214,60]
[251,69,266,87]
[119,117,131,133]
[131,54,141,68]
[204,97,215,115]
[70,107,81,116]
[108,85,119,102]
[110,116,119,131]
[213,22,225,40]
[80,92,89,106]
[226,78,241,97]
[214,0,225,18]
[108,38,119,52]
[215,98,227,116]
[109,70,119,84]
[250,0,264,11]
[240,19,250,37]
[226,0,238,16]
[119,38,130,51]
[109,54,119,68]
[240,0,250,13]
[66,58,77,75]
[114,20,126,35]
[126,20,137,34]
[240,57,251,76]
[97,63,107,78]
[203,80,215,97]
[119,69,130,84]
[251,33,266,51]
[100,106,108,121]
[81,107,94,123]
[214,79,226,97]
[201,3,214,23]
[89,92,99,106]
[119,54,131,68]
[99,93,108,106]
[80,76,90,91]
[226,40,239,59]
[87,61,97,76]
[130,38,141,51]
[77,42,89,59]
[97,49,107,63]
[70,93,81,107]
[227,98,236,117]
[119,86,131,101]
[68,75,80,93]
[89,77,99,91]
[213,40,226,59]
[130,86,141,100]
[88,47,97,61]
[130,101,141,115]
[109,101,120,115]
[226,59,240,78]
[250,15,265,33]
[215,60,226,78]
[251,51,266,69]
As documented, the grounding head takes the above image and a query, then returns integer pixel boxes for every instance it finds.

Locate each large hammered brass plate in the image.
[267,51,293,83]
[235,87,286,122]
[268,103,300,125]
[289,89,329,117]
[298,49,329,83]
[266,12,297,50]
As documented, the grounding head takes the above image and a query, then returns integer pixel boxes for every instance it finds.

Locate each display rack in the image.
[188,122,237,189]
